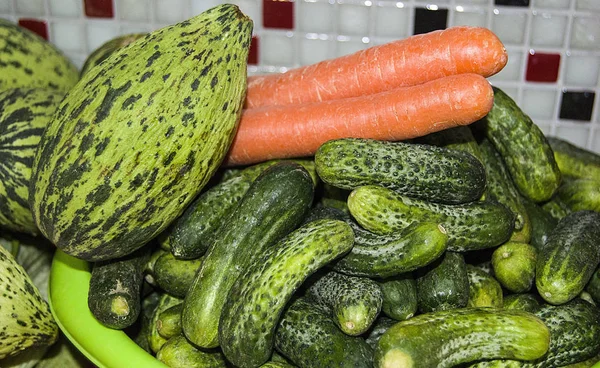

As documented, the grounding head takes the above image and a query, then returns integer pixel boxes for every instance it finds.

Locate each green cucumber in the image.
[503,294,542,313]
[80,33,146,76]
[260,362,295,368]
[305,270,383,336]
[475,87,561,202]
[585,266,600,304]
[416,125,484,163]
[156,303,182,339]
[557,179,600,212]
[416,251,470,313]
[153,252,203,298]
[379,275,418,321]
[536,210,600,305]
[149,293,183,354]
[521,198,557,250]
[156,335,227,368]
[29,4,253,261]
[541,196,572,221]
[315,138,486,204]
[274,297,373,368]
[466,264,503,308]
[375,307,550,368]
[365,316,397,350]
[218,219,354,367]
[492,242,537,293]
[183,161,314,348]
[348,185,514,252]
[547,136,600,181]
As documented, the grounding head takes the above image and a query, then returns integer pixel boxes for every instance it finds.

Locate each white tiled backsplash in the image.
[1,0,600,153]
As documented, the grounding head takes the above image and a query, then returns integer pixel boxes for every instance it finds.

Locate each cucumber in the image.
[416,251,470,313]
[522,198,557,250]
[153,252,203,298]
[156,335,227,368]
[274,297,373,368]
[541,196,572,221]
[348,185,514,252]
[375,307,550,368]
[586,266,600,304]
[466,264,503,308]
[580,291,596,306]
[87,246,150,329]
[149,293,183,354]
[558,179,600,212]
[379,275,418,321]
[365,316,397,350]
[182,162,314,348]
[547,136,600,181]
[536,210,600,305]
[503,294,542,313]
[156,303,182,339]
[315,138,486,204]
[475,87,561,202]
[416,125,484,163]
[492,242,537,293]
[218,219,355,368]
[260,362,295,368]
[305,270,383,336]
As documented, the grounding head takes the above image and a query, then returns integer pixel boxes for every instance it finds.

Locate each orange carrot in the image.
[224,73,493,166]
[245,26,506,109]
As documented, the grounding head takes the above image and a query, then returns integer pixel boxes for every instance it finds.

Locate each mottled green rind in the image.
[0,19,78,92]
[156,303,183,339]
[558,179,600,212]
[492,242,537,293]
[541,197,571,221]
[153,252,203,298]
[29,4,253,261]
[585,267,600,304]
[375,307,550,368]
[0,88,63,234]
[466,264,503,308]
[348,185,514,252]
[80,33,146,77]
[0,245,58,359]
[365,316,397,350]
[218,219,355,368]
[182,162,314,349]
[521,198,557,250]
[503,294,542,313]
[536,211,600,305]
[149,294,183,354]
[274,297,373,368]
[156,335,227,368]
[547,136,600,181]
[416,251,470,313]
[315,138,486,204]
[479,87,561,203]
[306,270,383,336]
[378,275,418,321]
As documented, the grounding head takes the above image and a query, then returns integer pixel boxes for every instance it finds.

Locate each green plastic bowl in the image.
[49,249,166,368]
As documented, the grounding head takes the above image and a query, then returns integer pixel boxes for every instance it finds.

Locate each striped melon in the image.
[0,20,79,92]
[80,33,147,77]
[0,88,63,235]
[29,4,253,261]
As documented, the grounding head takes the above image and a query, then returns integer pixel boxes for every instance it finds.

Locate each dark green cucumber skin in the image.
[375,307,550,368]
[156,335,227,368]
[547,136,600,181]
[476,87,561,203]
[466,264,503,308]
[156,303,183,339]
[541,196,572,221]
[315,138,486,204]
[586,267,600,304]
[492,242,537,293]
[183,162,314,349]
[365,316,397,350]
[416,251,470,313]
[274,297,373,368]
[80,33,146,77]
[522,198,557,250]
[479,138,531,242]
[379,275,418,321]
[29,5,253,262]
[558,179,600,212]
[536,211,600,305]
[87,246,150,329]
[416,126,484,164]
[149,294,183,354]
[348,185,514,252]
[305,270,383,336]
[218,219,354,368]
[503,294,542,313]
[153,252,203,298]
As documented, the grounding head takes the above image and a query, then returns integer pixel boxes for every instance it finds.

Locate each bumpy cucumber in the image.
[153,252,203,298]
[80,33,146,76]
[541,196,572,221]
[315,138,486,204]
[306,270,383,336]
[417,125,484,163]
[156,335,227,368]
[492,242,537,293]
[416,251,470,313]
[366,316,397,350]
[149,294,183,354]
[503,294,542,313]
[586,266,600,304]
[537,211,600,305]
[348,185,514,252]
[547,136,600,181]
[156,303,182,339]
[260,362,295,368]
[379,275,418,321]
[467,264,503,308]
[274,297,373,368]
[558,179,600,212]
[218,219,354,368]
[521,198,557,250]
[376,307,550,368]
[183,162,314,348]
[476,87,561,202]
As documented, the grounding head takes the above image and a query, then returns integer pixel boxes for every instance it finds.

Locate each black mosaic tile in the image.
[413,7,448,35]
[559,91,596,121]
[494,0,530,6]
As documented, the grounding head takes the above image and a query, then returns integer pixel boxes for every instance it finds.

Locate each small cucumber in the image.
[492,242,537,293]
[348,185,514,252]
[547,136,600,181]
[416,125,485,164]
[521,198,557,250]
[475,87,561,202]
[218,219,354,368]
[153,252,203,298]
[375,307,550,368]
[305,270,383,336]
[315,138,486,204]
[274,297,373,368]
[466,264,503,308]
[156,303,183,339]
[379,275,418,321]
[365,316,397,350]
[183,162,314,348]
[156,335,227,368]
[536,210,600,305]
[557,179,600,212]
[503,294,542,313]
[149,293,183,354]
[416,251,470,313]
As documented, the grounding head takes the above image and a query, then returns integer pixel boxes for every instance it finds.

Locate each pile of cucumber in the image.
[84,86,600,368]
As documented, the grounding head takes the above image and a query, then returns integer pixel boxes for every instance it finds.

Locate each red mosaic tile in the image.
[84,0,114,18]
[263,0,294,30]
[18,19,48,40]
[526,51,561,83]
[248,36,259,65]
